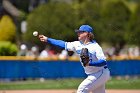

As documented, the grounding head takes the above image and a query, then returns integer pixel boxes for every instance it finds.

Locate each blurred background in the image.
[0,0,140,90]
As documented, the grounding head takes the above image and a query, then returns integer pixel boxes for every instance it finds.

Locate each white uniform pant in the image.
[77,68,110,93]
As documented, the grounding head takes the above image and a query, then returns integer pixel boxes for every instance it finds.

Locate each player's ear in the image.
[89,33,94,41]
[87,33,90,37]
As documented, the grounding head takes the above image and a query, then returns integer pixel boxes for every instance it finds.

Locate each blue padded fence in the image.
[0,60,140,79]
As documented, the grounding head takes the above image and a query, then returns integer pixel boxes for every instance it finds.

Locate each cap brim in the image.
[75,30,82,32]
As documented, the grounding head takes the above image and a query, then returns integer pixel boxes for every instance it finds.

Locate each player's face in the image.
[77,31,88,41]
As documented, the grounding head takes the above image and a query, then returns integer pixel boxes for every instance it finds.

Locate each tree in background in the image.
[23,0,105,51]
[126,2,140,47]
[0,15,16,42]
[101,1,131,55]
[1,0,139,56]
[23,0,134,54]
[0,15,18,56]
[78,0,103,43]
[0,41,18,56]
[23,2,78,50]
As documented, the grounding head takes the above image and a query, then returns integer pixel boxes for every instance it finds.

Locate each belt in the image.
[104,66,108,69]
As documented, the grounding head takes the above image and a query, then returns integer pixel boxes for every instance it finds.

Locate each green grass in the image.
[0,78,140,90]
[106,78,140,89]
[0,78,83,90]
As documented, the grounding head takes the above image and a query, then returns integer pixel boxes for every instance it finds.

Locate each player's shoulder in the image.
[70,41,81,44]
[66,41,81,46]
[73,41,80,43]
[90,40,99,46]
[90,40,102,48]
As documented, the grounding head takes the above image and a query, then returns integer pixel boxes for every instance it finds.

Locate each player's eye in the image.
[77,31,85,34]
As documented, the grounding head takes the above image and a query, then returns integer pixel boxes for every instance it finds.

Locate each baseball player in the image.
[39,25,110,93]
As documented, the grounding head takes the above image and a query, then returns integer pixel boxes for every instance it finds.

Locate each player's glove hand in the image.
[80,48,89,67]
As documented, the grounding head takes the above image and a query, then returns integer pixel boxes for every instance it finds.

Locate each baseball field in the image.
[0,89,140,93]
[0,78,140,93]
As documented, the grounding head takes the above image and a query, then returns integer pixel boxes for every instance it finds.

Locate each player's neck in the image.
[82,38,90,45]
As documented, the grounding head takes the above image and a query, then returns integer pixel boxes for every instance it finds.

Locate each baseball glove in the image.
[80,48,89,67]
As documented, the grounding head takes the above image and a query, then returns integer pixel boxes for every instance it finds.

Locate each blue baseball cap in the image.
[75,25,93,33]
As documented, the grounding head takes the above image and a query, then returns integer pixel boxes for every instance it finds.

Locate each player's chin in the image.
[78,37,81,40]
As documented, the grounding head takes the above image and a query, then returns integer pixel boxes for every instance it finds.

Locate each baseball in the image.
[33,31,38,36]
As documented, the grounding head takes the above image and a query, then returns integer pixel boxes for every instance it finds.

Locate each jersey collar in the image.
[80,40,96,45]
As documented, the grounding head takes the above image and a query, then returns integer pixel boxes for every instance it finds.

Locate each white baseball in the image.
[33,31,38,36]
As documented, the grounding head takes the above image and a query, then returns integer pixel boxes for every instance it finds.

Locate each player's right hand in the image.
[39,35,48,42]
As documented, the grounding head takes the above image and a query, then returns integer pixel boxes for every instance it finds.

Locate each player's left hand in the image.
[80,48,90,67]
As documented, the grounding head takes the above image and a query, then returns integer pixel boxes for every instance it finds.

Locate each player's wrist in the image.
[45,36,48,42]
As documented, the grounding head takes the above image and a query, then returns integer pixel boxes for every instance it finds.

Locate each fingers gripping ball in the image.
[80,48,90,67]
[33,31,38,36]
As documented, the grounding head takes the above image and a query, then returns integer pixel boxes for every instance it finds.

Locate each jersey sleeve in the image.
[65,42,76,51]
[95,45,106,60]
[88,44,107,67]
